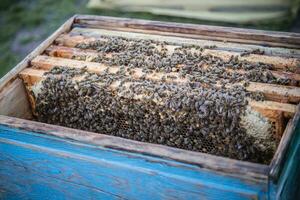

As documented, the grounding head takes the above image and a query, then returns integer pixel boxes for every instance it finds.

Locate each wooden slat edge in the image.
[67,27,300,58]
[47,44,300,84]
[0,15,75,92]
[0,114,269,181]
[74,15,300,49]
[269,105,300,181]
[249,101,296,119]
[246,83,300,104]
[18,67,297,120]
[31,55,300,104]
[0,79,32,119]
[19,68,45,85]
[52,32,300,72]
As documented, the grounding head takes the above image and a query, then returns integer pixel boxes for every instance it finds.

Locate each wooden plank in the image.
[202,50,300,72]
[45,45,300,86]
[68,27,300,58]
[269,105,300,181]
[0,79,32,119]
[249,101,295,138]
[74,15,300,49]
[18,67,297,124]
[18,68,45,86]
[0,123,268,199]
[56,29,300,71]
[17,69,45,116]
[274,109,300,199]
[246,83,300,104]
[0,15,75,93]
[19,67,290,147]
[30,55,300,103]
[249,100,296,140]
[0,115,269,181]
[0,15,298,198]
[248,101,296,119]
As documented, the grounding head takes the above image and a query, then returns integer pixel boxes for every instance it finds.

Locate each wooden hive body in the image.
[0,15,299,199]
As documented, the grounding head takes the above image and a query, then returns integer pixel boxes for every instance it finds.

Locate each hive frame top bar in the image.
[0,14,299,183]
[74,15,300,49]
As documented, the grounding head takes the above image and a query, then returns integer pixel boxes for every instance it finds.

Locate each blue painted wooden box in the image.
[0,15,299,199]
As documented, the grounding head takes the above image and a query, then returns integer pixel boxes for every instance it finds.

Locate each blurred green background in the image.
[0,0,299,78]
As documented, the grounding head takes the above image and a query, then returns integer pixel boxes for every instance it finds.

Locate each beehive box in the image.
[0,15,299,199]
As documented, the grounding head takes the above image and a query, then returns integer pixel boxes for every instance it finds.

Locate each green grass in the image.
[0,0,296,78]
[0,0,91,77]
[19,35,37,45]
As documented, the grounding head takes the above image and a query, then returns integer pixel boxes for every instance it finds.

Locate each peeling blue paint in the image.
[0,125,269,199]
[276,121,300,200]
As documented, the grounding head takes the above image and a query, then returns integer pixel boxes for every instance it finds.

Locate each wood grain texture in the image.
[269,105,300,181]
[19,66,297,123]
[274,114,300,200]
[67,27,300,59]
[18,65,297,138]
[0,124,269,199]
[0,115,269,181]
[27,55,300,104]
[248,101,296,119]
[63,27,300,69]
[47,44,300,78]
[1,15,300,200]
[74,15,300,49]
[0,79,32,119]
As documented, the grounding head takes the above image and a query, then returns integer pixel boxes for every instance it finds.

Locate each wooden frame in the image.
[0,114,268,182]
[0,15,300,188]
[74,15,300,50]
[0,123,269,199]
[269,105,300,181]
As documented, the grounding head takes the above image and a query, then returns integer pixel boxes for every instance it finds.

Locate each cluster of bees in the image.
[76,36,292,86]
[34,36,289,163]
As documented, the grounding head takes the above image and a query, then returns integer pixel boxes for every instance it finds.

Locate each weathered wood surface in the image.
[0,124,269,199]
[11,15,300,165]
[274,106,300,200]
[74,15,300,49]
[0,15,299,199]
[248,101,296,119]
[48,43,300,80]
[269,105,300,181]
[40,48,300,105]
[0,79,32,119]
[25,55,300,105]
[20,41,299,137]
[18,66,297,143]
[67,27,300,59]
[0,115,269,181]
[18,66,296,140]
[63,27,300,67]
[44,24,299,140]
[0,15,75,93]
[19,66,297,119]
